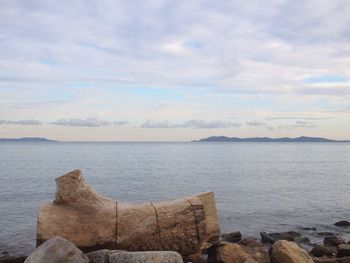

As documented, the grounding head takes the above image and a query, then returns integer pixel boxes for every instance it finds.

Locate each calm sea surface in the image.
[1,142,350,255]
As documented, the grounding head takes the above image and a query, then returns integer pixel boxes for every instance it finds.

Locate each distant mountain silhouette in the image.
[0,137,57,142]
[194,136,350,143]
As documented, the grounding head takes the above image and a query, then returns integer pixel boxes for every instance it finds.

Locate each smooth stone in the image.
[260,231,301,244]
[338,244,350,258]
[24,237,88,263]
[221,231,242,243]
[0,255,27,263]
[86,249,124,263]
[271,240,314,263]
[314,256,350,262]
[335,221,350,227]
[310,245,337,257]
[109,251,183,263]
[324,237,346,247]
[208,241,270,263]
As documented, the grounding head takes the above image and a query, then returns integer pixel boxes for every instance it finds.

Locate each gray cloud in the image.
[246,121,266,127]
[141,119,241,129]
[278,121,317,130]
[50,118,111,127]
[5,119,43,125]
[113,120,129,126]
[0,120,6,124]
[266,117,331,120]
[183,119,241,129]
[140,120,182,128]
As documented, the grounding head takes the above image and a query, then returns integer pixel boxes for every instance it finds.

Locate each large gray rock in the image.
[109,251,183,263]
[86,249,124,263]
[24,237,88,263]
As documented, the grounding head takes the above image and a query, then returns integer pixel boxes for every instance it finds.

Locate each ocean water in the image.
[1,142,350,255]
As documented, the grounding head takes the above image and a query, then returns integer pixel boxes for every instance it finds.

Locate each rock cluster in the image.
[23,237,183,263]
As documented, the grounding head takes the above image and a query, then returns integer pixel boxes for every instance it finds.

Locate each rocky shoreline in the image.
[1,170,350,262]
[2,221,350,263]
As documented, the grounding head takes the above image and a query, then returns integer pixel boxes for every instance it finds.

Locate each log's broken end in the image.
[193,192,220,244]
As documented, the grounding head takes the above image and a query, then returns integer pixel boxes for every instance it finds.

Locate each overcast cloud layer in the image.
[0,0,349,140]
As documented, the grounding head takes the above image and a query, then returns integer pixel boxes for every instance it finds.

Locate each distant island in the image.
[0,137,57,142]
[194,136,350,143]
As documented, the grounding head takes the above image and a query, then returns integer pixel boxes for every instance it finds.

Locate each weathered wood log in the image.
[37,170,220,258]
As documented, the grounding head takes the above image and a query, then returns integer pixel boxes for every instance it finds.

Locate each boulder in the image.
[24,237,88,263]
[221,231,242,243]
[208,241,270,263]
[335,221,350,227]
[337,244,350,258]
[86,249,124,263]
[260,231,301,244]
[0,255,26,263]
[37,170,220,258]
[310,245,337,257]
[271,240,314,263]
[109,251,183,263]
[313,256,350,263]
[324,237,346,247]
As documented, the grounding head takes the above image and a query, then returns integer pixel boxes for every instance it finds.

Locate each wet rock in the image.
[313,256,350,262]
[260,231,301,244]
[221,231,242,243]
[298,237,312,245]
[302,227,317,231]
[271,240,314,263]
[337,244,350,258]
[208,241,270,263]
[310,245,337,257]
[24,236,88,263]
[335,221,350,227]
[239,238,263,247]
[86,249,124,263]
[109,251,183,263]
[186,252,207,263]
[317,232,335,237]
[324,237,346,247]
[0,255,27,263]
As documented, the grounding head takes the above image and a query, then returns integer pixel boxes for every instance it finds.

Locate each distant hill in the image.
[0,137,57,142]
[194,136,350,143]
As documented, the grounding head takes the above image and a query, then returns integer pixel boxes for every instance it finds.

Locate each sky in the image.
[0,0,350,141]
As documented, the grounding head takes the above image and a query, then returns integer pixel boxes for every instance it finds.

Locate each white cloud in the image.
[140,119,241,129]
[50,118,111,127]
[246,121,266,127]
[5,119,43,125]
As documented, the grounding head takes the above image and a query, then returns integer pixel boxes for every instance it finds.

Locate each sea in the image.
[1,141,350,255]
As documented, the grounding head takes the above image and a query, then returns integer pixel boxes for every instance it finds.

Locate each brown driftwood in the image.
[37,170,220,257]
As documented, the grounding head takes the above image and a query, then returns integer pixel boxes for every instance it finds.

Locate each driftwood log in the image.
[37,170,220,258]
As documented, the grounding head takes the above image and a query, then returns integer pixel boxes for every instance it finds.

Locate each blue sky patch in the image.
[303,75,349,84]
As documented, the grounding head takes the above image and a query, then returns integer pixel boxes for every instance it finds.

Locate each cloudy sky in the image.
[0,0,349,141]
